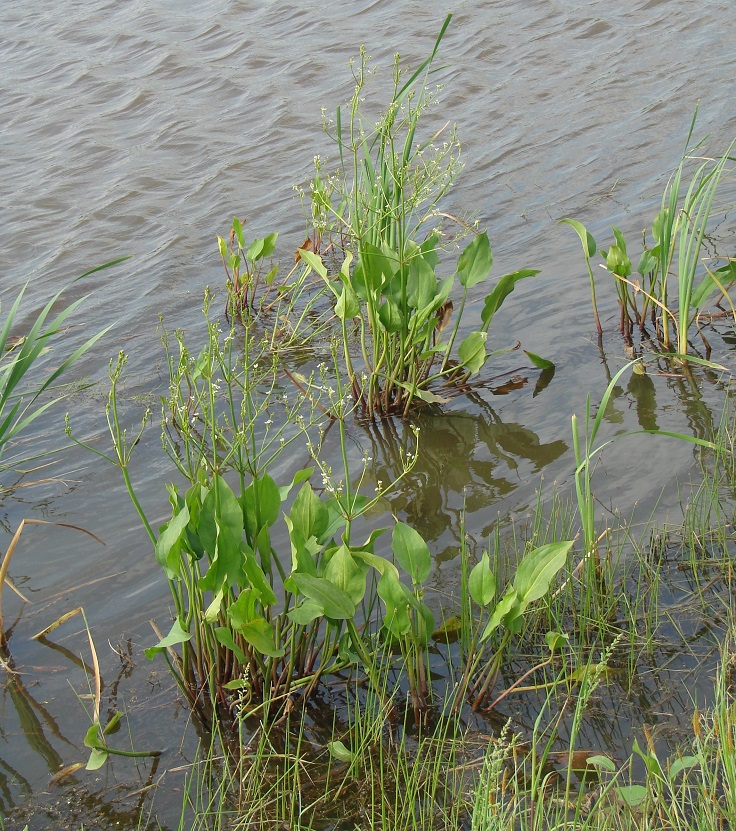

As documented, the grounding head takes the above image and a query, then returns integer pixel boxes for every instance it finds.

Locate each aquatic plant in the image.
[455,532,573,712]
[66,285,578,734]
[309,15,460,263]
[221,17,539,417]
[128,372,736,829]
[1,262,123,644]
[0,265,123,473]
[71,297,439,724]
[296,17,538,416]
[563,117,736,359]
[218,218,278,318]
[299,234,537,417]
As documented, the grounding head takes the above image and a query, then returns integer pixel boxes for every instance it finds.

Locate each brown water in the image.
[2,0,736,827]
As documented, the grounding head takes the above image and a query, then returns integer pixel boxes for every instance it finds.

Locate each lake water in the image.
[2,0,735,827]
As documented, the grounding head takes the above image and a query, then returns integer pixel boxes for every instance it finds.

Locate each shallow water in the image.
[1,0,735,826]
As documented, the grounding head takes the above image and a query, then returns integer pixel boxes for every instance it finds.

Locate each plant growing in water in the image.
[563,114,736,359]
[221,17,540,417]
[65,285,582,736]
[69,295,456,725]
[1,262,124,644]
[0,265,123,473]
[296,16,539,416]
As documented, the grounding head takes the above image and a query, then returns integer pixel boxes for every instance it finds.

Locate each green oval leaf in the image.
[431,614,463,643]
[324,545,368,605]
[524,350,555,370]
[586,754,616,772]
[299,248,328,280]
[560,218,596,258]
[457,232,493,288]
[481,269,538,329]
[289,482,329,542]
[377,297,403,332]
[457,331,487,374]
[86,747,109,771]
[606,245,632,278]
[144,617,192,660]
[636,249,657,277]
[377,571,413,637]
[291,573,356,620]
[287,598,324,626]
[513,540,573,607]
[328,740,354,762]
[392,522,431,585]
[336,282,360,319]
[480,589,519,641]
[155,502,190,579]
[239,617,285,659]
[213,626,248,664]
[544,630,569,653]
[617,785,648,808]
[468,552,496,607]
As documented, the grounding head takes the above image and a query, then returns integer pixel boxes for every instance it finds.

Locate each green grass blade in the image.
[396,13,452,103]
[73,256,131,282]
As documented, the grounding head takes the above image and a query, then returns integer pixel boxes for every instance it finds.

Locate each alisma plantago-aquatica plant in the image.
[563,114,736,359]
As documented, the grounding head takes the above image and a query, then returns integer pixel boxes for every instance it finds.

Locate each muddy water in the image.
[2,0,735,826]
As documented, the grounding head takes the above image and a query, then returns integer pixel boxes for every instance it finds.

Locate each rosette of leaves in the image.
[147,469,441,725]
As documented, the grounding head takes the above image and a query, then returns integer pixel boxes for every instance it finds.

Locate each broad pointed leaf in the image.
[481,269,538,329]
[239,617,285,658]
[606,244,631,278]
[335,282,359,319]
[458,331,487,374]
[513,540,573,607]
[377,571,412,637]
[299,248,328,280]
[392,522,431,585]
[213,626,248,664]
[560,218,596,258]
[324,545,367,605]
[408,252,437,310]
[637,249,657,276]
[155,502,190,579]
[377,297,403,332]
[524,350,554,370]
[145,618,192,659]
[290,482,328,542]
[457,232,493,288]
[291,573,356,620]
[480,589,519,641]
[287,598,324,626]
[468,552,496,607]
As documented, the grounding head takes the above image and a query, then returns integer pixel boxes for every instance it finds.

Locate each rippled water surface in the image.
[2,0,735,826]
